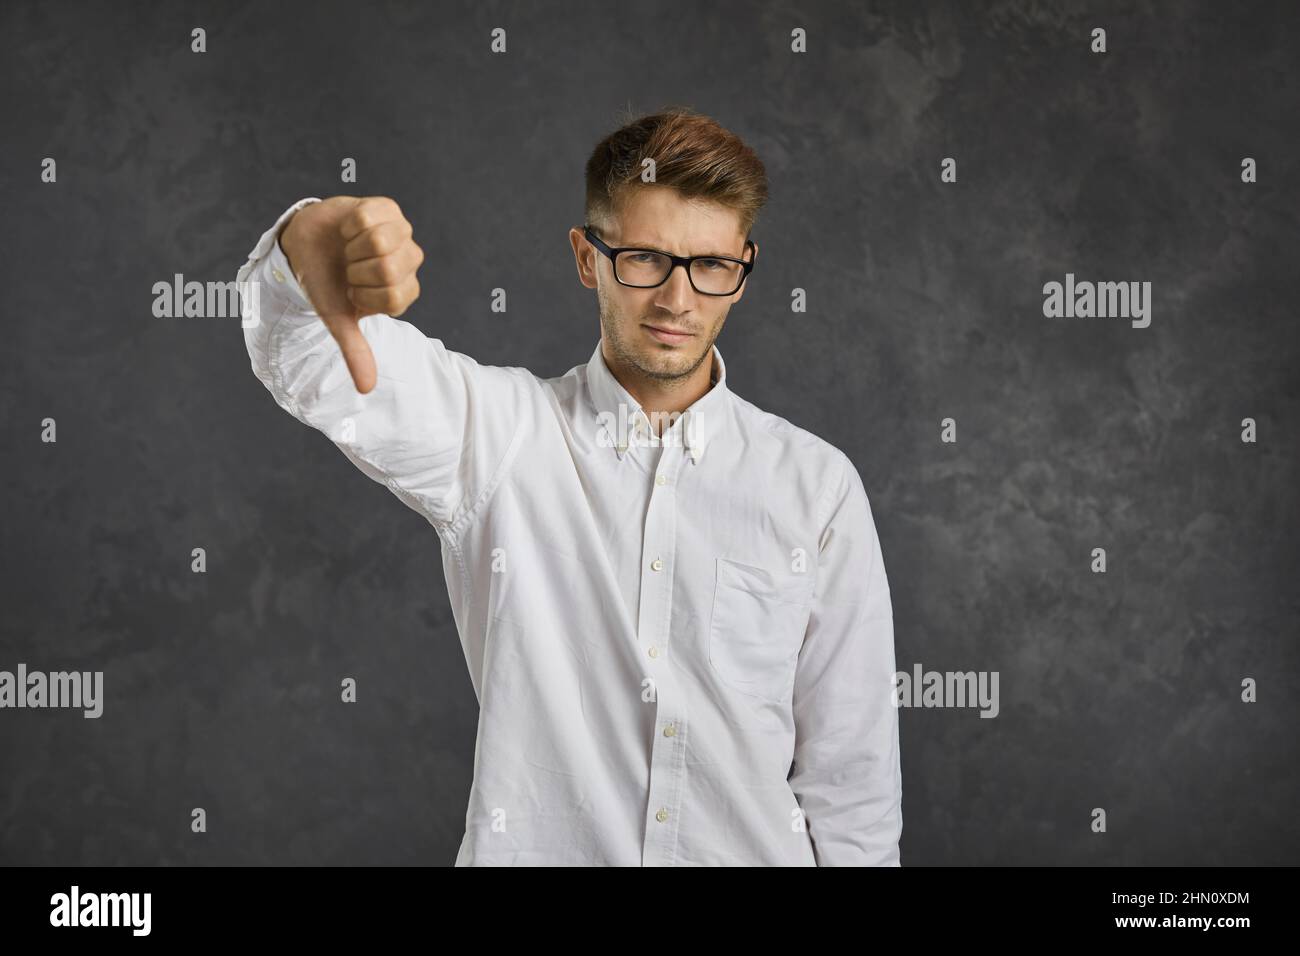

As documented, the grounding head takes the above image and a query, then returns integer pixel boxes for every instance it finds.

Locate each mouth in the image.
[643,324,695,345]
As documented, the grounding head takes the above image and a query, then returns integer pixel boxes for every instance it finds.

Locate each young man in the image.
[236,107,901,866]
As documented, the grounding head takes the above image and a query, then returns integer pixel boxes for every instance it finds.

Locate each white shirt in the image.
[237,198,902,866]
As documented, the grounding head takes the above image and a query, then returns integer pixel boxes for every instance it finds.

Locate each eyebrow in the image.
[623,240,741,258]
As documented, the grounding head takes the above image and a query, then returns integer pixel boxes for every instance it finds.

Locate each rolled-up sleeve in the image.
[788,452,902,865]
[237,199,531,534]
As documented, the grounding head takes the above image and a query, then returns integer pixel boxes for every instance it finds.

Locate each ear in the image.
[731,239,757,304]
[569,227,598,290]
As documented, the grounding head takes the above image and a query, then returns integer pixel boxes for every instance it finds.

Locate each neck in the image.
[602,340,716,437]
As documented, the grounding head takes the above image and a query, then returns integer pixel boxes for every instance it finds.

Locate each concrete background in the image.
[0,0,1296,864]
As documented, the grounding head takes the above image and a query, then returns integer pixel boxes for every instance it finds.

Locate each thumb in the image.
[326,312,378,395]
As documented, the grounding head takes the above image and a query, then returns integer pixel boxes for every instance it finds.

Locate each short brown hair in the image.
[583,106,769,241]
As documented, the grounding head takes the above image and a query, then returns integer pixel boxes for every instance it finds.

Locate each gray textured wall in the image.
[1,0,1296,866]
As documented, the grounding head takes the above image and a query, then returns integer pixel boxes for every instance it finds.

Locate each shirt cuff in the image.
[236,197,322,315]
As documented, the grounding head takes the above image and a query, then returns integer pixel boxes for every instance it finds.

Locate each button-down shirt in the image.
[237,198,902,865]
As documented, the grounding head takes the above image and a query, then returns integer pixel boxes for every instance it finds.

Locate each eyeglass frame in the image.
[581,224,756,296]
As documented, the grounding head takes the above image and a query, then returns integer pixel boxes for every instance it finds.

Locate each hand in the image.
[278,196,424,394]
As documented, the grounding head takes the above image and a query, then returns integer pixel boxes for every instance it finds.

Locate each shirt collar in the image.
[586,338,728,464]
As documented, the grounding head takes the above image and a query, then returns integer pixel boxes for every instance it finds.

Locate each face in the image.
[569,185,756,384]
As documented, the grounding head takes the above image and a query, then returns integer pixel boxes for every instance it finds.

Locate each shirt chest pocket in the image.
[707,557,815,704]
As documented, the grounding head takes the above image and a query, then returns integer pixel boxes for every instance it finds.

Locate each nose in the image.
[653,261,696,314]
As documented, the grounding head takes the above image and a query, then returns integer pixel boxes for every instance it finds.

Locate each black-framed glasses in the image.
[582,225,755,296]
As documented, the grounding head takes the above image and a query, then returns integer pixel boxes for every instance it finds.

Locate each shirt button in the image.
[271,268,286,283]
[650,558,663,572]
[663,723,676,737]
[655,474,667,486]
[647,645,659,659]
[655,807,669,823]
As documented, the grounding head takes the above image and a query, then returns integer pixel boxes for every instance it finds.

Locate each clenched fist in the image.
[278,196,424,394]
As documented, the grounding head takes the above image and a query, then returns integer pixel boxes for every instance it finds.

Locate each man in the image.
[236,107,901,866]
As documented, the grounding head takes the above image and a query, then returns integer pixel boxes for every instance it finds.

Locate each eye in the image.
[628,253,658,264]
[697,258,726,271]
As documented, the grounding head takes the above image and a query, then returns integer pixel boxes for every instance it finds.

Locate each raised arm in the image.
[236,197,530,533]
